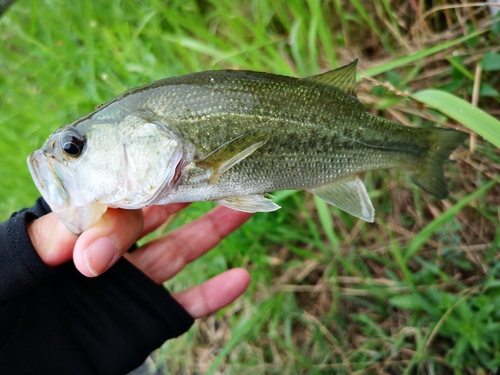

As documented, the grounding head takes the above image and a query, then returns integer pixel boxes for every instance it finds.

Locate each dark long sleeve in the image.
[0,198,194,375]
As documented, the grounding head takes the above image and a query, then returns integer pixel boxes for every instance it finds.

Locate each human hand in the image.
[27,204,253,318]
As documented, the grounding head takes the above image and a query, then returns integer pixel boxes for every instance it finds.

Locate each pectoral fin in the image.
[309,176,375,222]
[198,129,269,183]
[218,194,281,213]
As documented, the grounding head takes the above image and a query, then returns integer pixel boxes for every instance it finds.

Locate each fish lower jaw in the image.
[55,201,109,234]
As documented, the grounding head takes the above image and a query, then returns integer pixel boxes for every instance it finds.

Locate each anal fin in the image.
[218,194,281,213]
[309,176,375,222]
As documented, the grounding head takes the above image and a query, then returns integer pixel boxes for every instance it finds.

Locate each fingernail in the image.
[83,237,117,276]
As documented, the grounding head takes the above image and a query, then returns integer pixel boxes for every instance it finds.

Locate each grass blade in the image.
[405,177,499,260]
[206,298,276,375]
[313,195,339,251]
[413,89,500,149]
[358,28,489,80]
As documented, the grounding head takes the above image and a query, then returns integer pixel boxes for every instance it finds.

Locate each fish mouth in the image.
[28,149,109,234]
[28,150,71,214]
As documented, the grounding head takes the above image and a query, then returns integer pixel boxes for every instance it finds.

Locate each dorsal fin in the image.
[305,59,358,97]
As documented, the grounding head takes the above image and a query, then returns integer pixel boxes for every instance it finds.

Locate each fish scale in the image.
[28,59,467,233]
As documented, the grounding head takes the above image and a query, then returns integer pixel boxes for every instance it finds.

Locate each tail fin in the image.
[410,129,467,199]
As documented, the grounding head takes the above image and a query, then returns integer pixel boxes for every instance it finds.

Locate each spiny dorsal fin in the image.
[305,59,358,97]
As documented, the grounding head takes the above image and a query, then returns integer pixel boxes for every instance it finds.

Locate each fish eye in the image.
[60,130,85,158]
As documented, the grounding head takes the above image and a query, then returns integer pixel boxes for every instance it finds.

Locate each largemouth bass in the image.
[28,60,467,234]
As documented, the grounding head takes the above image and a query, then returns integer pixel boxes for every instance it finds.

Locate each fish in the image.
[28,59,467,234]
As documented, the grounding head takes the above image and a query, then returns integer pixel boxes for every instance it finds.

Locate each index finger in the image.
[126,205,253,284]
[140,203,190,238]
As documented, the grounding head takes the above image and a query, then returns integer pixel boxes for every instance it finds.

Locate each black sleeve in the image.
[0,198,194,375]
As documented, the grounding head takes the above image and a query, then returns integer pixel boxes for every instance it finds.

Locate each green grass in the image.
[1,0,500,374]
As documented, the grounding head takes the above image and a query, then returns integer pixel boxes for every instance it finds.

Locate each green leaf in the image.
[389,294,422,310]
[413,89,500,149]
[484,279,500,290]
[493,14,500,35]
[467,327,480,352]
[447,56,474,80]
[478,83,500,98]
[466,82,500,98]
[374,97,404,110]
[481,52,500,71]
[438,77,465,93]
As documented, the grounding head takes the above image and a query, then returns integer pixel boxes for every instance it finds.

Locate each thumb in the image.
[73,208,143,277]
